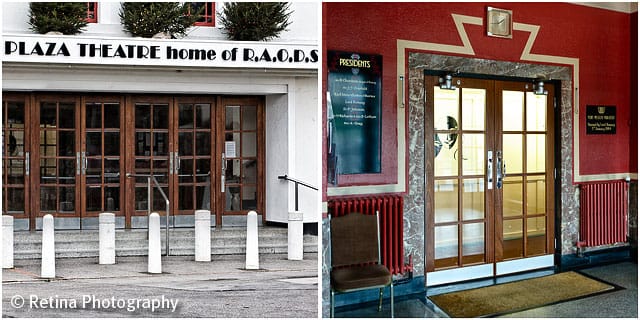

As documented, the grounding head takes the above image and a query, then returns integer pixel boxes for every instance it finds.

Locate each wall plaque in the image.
[586,105,616,134]
[327,51,382,181]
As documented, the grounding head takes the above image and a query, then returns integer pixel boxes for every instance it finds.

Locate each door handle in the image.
[487,151,493,190]
[82,151,87,175]
[25,152,30,176]
[502,160,507,184]
[496,151,503,189]
[174,152,180,172]
[76,152,81,175]
[169,151,174,174]
[221,153,226,193]
[222,152,227,170]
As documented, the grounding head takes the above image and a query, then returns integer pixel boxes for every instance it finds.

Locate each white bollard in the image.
[245,211,259,270]
[194,210,211,262]
[148,212,162,274]
[3,215,14,269]
[99,213,116,265]
[287,211,304,261]
[41,214,55,278]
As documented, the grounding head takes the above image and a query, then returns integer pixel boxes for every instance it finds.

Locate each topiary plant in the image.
[119,2,201,38]
[28,2,88,35]
[218,2,292,41]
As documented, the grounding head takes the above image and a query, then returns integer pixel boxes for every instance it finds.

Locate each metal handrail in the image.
[126,173,171,256]
[178,171,211,178]
[277,174,318,211]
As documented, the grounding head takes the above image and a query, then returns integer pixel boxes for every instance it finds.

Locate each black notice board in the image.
[586,105,616,134]
[327,51,382,177]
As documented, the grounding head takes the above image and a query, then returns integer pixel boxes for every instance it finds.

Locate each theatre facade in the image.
[322,2,637,315]
[2,2,320,230]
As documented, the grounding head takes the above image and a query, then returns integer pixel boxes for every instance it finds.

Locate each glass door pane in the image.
[84,101,122,214]
[38,100,78,216]
[133,102,170,213]
[177,102,213,213]
[2,98,28,219]
[431,79,489,271]
[434,225,458,268]
[460,86,487,266]
[503,218,524,259]
[523,92,551,257]
[216,96,263,227]
[501,88,526,260]
[223,104,258,212]
[434,87,459,177]
[462,222,485,264]
[499,85,553,260]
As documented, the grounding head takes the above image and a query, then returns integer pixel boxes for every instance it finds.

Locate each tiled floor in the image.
[334,261,637,318]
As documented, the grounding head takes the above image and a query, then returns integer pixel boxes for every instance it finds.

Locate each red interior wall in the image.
[322,2,634,198]
[630,12,638,174]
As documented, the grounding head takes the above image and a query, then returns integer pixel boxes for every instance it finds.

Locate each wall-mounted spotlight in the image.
[533,79,548,95]
[439,74,458,90]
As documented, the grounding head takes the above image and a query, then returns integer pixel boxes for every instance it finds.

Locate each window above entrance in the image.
[186,2,216,27]
[86,2,98,23]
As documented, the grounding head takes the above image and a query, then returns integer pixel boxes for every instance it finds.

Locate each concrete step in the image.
[13,227,295,241]
[12,227,318,259]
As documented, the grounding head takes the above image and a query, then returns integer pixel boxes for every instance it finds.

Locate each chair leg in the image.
[390,283,394,318]
[378,288,384,311]
[330,290,335,318]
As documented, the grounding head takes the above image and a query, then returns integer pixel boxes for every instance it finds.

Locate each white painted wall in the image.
[264,77,319,224]
[266,94,290,223]
[2,1,319,225]
[2,64,298,94]
[2,2,318,44]
[293,76,319,222]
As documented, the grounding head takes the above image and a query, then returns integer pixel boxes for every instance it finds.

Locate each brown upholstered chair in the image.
[330,211,394,317]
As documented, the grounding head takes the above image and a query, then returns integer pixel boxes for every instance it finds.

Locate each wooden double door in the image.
[424,76,556,285]
[2,93,264,229]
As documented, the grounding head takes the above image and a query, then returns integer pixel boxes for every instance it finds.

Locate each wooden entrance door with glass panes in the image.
[1,93,264,230]
[216,97,264,226]
[125,96,264,228]
[424,76,555,286]
[125,96,219,228]
[2,94,31,229]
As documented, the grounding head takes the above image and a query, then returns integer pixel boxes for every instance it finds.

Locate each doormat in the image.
[428,271,617,318]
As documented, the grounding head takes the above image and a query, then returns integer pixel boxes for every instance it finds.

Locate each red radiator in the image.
[579,181,629,247]
[328,195,410,275]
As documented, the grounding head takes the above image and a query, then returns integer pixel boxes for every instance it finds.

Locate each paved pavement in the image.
[2,253,318,318]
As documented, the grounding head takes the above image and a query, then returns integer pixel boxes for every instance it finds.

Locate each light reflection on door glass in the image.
[462,88,485,130]
[502,91,523,131]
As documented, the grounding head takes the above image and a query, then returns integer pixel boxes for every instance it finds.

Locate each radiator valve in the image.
[576,241,587,257]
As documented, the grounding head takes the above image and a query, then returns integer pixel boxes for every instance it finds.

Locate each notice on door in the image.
[586,105,616,134]
[326,51,382,179]
[225,141,236,158]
